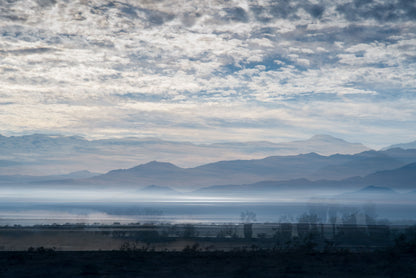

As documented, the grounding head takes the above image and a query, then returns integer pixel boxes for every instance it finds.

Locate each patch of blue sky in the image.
[342,80,416,97]
[241,57,286,72]
[287,24,400,46]
[213,64,242,77]
[182,88,254,102]
[217,55,306,78]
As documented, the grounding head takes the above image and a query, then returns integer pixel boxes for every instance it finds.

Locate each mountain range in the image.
[0,134,369,175]
[196,161,416,196]
[1,148,415,194]
[383,140,416,150]
[71,148,414,189]
[0,133,415,195]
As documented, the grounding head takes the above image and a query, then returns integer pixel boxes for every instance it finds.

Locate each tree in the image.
[240,211,256,239]
[240,211,256,223]
[183,224,197,238]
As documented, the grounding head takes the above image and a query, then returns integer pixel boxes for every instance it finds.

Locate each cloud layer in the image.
[0,0,415,147]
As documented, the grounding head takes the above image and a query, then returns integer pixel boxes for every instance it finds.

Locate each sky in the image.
[0,0,415,148]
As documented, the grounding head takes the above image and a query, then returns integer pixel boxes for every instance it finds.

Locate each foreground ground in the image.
[0,249,415,278]
[0,223,415,277]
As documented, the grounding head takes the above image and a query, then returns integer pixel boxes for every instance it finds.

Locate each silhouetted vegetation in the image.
[0,220,412,252]
[1,237,416,278]
[0,222,416,277]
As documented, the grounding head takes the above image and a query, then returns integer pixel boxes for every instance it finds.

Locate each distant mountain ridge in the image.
[1,150,415,196]
[0,133,370,175]
[196,162,416,196]
[74,148,416,190]
[0,170,99,185]
[384,140,416,150]
[2,134,416,193]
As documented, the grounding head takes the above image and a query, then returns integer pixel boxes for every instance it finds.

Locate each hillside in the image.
[0,134,369,175]
[80,149,416,190]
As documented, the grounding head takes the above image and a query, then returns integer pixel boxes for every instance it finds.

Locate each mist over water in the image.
[1,187,415,226]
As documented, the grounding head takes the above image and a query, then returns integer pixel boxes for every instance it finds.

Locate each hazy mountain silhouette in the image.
[210,134,369,156]
[336,185,399,200]
[0,170,98,185]
[0,133,370,175]
[92,161,189,186]
[196,162,416,195]
[1,138,415,191]
[383,139,416,150]
[78,149,416,190]
[308,149,415,180]
[362,162,416,189]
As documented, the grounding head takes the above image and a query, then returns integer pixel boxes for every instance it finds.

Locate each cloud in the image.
[36,0,57,8]
[222,7,249,23]
[0,0,414,148]
[0,47,57,55]
[305,4,325,19]
[336,0,416,22]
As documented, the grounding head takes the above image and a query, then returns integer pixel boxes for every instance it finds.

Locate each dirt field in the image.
[0,223,415,277]
[0,223,405,251]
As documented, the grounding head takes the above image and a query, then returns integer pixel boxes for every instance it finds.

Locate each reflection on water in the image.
[0,202,305,226]
[0,187,415,226]
[0,201,415,226]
